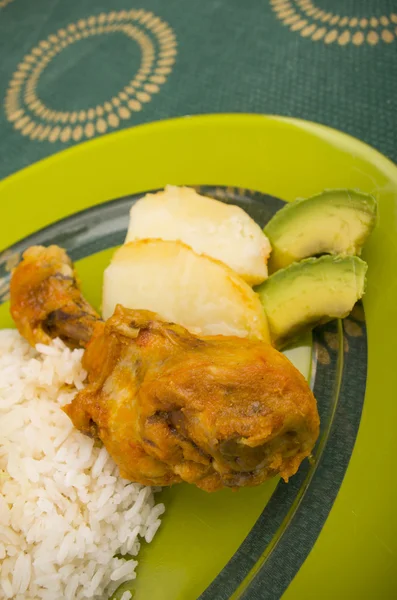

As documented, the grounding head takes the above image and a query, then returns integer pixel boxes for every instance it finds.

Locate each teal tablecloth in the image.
[0,0,396,180]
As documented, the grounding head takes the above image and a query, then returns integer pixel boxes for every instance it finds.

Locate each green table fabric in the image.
[0,0,396,181]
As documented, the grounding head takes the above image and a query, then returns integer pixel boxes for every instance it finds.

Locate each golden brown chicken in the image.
[10,246,320,492]
[10,245,100,347]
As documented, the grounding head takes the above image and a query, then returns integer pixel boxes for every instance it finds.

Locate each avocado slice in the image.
[265,189,377,272]
[256,255,367,349]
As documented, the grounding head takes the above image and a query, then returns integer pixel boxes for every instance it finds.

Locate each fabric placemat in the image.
[0,0,396,181]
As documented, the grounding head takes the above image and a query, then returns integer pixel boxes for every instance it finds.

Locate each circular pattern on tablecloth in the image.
[4,9,177,142]
[270,0,396,45]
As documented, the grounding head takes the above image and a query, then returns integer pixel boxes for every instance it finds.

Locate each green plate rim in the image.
[0,114,396,599]
[0,186,367,599]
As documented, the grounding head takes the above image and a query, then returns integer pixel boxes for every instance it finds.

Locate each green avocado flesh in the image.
[256,255,367,349]
[264,189,377,272]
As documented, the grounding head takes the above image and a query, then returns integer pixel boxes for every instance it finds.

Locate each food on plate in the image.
[264,189,377,272]
[125,185,271,285]
[256,255,367,348]
[10,245,100,348]
[2,182,376,599]
[10,246,319,493]
[102,239,270,341]
[0,330,164,600]
[65,306,320,492]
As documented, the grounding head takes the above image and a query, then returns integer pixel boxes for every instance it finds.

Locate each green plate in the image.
[0,115,396,599]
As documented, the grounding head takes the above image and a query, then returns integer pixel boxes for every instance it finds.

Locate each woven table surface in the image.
[0,0,396,181]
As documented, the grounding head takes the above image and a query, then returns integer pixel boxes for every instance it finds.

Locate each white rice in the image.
[0,329,165,600]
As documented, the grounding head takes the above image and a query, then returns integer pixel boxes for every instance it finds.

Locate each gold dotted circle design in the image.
[270,0,396,45]
[4,10,177,142]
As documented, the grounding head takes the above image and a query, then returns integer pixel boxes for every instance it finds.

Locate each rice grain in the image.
[0,330,164,599]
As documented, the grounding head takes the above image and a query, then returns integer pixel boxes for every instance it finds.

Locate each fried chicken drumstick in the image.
[10,246,320,492]
[10,245,100,347]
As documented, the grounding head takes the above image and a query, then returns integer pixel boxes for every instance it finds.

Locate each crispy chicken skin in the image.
[65,306,320,491]
[10,245,320,492]
[10,245,100,348]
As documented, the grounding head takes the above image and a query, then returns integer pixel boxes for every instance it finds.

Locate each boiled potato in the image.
[125,186,271,285]
[103,239,270,341]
